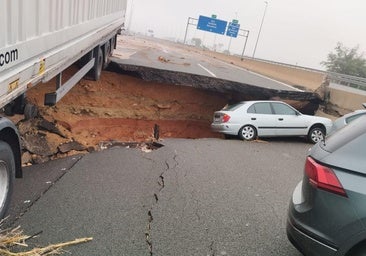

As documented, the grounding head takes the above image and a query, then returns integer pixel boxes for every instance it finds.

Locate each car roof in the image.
[222,100,290,111]
[239,100,287,104]
[225,100,289,107]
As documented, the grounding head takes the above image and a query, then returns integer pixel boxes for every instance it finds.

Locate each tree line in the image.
[322,42,366,78]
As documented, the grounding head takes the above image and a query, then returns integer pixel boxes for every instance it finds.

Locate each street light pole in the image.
[127,0,134,32]
[252,1,268,58]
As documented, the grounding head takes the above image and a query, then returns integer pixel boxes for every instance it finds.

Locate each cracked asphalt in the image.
[8,138,308,255]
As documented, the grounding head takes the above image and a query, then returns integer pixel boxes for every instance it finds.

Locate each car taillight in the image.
[222,114,231,123]
[304,157,347,197]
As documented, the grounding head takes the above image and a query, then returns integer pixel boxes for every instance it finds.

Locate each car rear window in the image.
[222,102,246,111]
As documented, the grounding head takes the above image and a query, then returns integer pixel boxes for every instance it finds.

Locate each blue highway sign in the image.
[197,15,227,35]
[226,22,240,38]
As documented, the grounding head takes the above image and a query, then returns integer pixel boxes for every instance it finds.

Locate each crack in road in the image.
[158,174,165,191]
[145,152,178,255]
[209,241,217,256]
[145,210,153,255]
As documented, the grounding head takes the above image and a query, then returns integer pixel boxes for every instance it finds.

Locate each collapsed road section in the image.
[16,64,325,165]
[109,62,322,115]
[9,35,329,165]
[110,35,325,114]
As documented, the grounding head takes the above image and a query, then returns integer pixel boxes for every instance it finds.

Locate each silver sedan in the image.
[211,100,333,144]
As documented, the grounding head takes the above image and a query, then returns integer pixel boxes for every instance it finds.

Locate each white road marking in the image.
[198,63,217,77]
[218,59,303,92]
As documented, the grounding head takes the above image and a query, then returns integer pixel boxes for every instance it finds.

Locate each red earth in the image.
[26,67,227,148]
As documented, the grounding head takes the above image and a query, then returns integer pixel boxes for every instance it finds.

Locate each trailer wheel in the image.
[12,94,26,114]
[110,36,116,55]
[92,47,103,81]
[0,142,15,220]
[103,41,111,69]
[3,103,15,116]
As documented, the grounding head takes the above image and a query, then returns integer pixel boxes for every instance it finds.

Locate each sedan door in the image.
[271,102,308,136]
[247,102,278,136]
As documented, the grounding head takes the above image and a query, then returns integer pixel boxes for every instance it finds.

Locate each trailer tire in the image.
[3,103,14,116]
[0,142,15,220]
[110,36,116,55]
[13,94,26,114]
[103,41,111,70]
[92,47,103,81]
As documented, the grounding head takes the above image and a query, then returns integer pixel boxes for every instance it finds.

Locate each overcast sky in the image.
[125,0,366,70]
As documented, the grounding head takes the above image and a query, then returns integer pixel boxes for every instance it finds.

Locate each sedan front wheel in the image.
[239,125,257,141]
[308,127,325,144]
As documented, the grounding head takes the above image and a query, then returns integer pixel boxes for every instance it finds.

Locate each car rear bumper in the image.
[287,215,337,256]
[287,182,338,256]
[210,123,238,135]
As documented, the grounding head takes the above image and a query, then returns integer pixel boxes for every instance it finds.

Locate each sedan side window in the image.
[248,103,272,114]
[247,105,256,113]
[272,103,297,115]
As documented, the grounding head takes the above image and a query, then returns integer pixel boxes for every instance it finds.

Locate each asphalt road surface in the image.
[9,138,310,255]
[112,36,301,92]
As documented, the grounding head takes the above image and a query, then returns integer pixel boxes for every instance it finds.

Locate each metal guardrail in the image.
[238,55,366,92]
[238,55,327,74]
[327,72,366,91]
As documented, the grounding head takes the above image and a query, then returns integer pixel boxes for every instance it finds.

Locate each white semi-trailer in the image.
[0,0,127,218]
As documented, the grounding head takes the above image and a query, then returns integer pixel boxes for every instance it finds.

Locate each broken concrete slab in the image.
[58,141,86,154]
[37,118,66,138]
[109,63,322,115]
[22,133,59,157]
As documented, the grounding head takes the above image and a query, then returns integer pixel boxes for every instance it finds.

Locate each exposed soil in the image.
[25,66,226,149]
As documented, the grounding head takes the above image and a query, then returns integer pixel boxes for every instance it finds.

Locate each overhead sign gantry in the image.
[196,15,228,35]
[183,15,249,59]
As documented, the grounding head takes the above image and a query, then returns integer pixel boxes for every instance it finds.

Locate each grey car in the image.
[287,115,366,256]
[328,103,366,135]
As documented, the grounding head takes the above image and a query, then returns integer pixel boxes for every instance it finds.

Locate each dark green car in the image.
[287,115,366,255]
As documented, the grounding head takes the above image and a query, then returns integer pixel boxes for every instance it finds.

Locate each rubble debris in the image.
[37,118,66,138]
[58,141,86,154]
[97,140,163,152]
[31,154,50,165]
[15,115,88,165]
[158,56,170,63]
[21,152,32,166]
[22,133,58,157]
[17,120,37,135]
